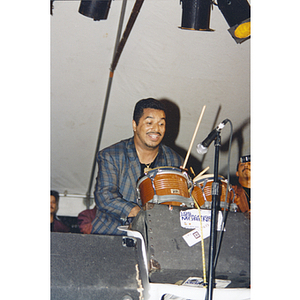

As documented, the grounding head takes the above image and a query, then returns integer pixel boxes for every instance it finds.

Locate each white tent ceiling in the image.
[51,0,250,196]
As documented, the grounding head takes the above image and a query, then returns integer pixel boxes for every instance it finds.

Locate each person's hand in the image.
[128,205,141,217]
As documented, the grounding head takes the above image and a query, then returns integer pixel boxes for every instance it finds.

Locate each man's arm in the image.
[94,150,137,223]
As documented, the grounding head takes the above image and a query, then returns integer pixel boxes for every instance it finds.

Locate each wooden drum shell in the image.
[137,168,192,207]
[192,175,233,209]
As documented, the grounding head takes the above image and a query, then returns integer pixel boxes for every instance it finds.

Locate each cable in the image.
[192,195,207,286]
[213,119,233,269]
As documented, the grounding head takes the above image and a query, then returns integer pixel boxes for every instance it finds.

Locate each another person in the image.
[50,190,70,232]
[232,155,251,214]
[77,206,97,234]
[91,98,184,235]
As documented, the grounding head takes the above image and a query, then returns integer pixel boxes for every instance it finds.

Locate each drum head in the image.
[194,174,225,182]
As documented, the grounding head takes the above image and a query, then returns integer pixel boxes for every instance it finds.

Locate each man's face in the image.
[236,161,251,180]
[133,108,166,150]
[50,195,57,214]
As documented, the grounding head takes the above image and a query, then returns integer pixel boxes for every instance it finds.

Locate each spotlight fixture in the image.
[51,0,54,15]
[217,0,250,43]
[180,0,213,31]
[78,0,112,21]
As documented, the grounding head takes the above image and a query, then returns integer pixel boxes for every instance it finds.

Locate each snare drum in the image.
[192,174,233,210]
[137,167,194,207]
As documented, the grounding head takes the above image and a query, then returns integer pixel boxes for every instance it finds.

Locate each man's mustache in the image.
[147,132,162,136]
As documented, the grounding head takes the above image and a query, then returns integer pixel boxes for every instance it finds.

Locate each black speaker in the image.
[131,204,250,288]
[51,233,147,300]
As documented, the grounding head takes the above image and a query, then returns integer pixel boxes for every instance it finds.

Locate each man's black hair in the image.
[236,155,251,171]
[133,98,166,126]
[51,190,60,204]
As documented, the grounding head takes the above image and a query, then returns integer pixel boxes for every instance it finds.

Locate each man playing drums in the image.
[232,155,251,216]
[91,98,183,235]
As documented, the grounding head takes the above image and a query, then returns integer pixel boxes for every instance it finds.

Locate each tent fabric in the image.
[51,0,250,196]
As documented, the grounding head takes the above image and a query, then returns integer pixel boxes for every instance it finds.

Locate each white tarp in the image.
[51,0,250,196]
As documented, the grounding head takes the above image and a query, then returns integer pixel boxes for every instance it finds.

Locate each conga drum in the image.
[137,167,194,207]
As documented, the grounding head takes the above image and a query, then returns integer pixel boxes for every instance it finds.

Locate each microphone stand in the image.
[205,132,221,300]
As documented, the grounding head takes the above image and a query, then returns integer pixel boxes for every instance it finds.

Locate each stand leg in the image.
[205,134,221,300]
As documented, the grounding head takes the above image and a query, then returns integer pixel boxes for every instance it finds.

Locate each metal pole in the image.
[110,0,145,72]
[85,0,145,208]
[85,0,128,208]
[205,133,221,300]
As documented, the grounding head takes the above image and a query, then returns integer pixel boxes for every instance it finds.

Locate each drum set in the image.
[137,166,235,211]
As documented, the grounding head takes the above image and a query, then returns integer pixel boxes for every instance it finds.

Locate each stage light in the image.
[51,0,54,15]
[180,0,213,31]
[78,0,112,21]
[217,0,250,43]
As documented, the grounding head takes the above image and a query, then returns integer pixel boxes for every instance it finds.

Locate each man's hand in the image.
[128,205,141,218]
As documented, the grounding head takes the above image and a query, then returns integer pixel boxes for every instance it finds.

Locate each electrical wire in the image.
[193,196,207,286]
[213,119,233,269]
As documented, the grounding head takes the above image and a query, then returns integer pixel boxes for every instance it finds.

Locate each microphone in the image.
[196,119,229,154]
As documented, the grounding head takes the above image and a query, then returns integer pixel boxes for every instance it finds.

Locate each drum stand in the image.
[206,132,221,300]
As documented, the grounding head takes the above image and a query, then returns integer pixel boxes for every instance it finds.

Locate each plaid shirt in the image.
[91,137,183,235]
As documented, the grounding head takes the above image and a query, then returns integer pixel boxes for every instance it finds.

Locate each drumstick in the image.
[182,105,206,169]
[190,167,196,177]
[193,166,210,182]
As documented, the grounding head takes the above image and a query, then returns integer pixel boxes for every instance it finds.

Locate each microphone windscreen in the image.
[196,144,208,154]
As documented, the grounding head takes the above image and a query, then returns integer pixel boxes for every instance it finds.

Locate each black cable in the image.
[213,119,233,270]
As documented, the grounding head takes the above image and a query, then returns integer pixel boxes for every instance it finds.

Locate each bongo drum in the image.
[137,167,194,207]
[192,174,233,210]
